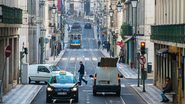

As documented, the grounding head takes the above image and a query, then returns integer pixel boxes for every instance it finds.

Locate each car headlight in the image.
[71,87,77,91]
[47,87,53,91]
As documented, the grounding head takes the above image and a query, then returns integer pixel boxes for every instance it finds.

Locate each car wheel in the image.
[29,77,31,84]
[45,81,48,84]
[74,96,78,102]
[116,91,120,96]
[35,81,40,84]
[46,96,52,103]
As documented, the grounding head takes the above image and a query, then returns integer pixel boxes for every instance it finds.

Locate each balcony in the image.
[151,24,185,44]
[0,5,22,24]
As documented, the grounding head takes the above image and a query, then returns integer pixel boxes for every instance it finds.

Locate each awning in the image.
[157,48,168,54]
[123,36,132,43]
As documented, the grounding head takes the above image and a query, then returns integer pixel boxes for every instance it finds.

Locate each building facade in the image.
[151,0,185,103]
[0,0,22,96]
[122,0,154,72]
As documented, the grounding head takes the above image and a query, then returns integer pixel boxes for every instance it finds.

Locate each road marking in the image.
[121,84,126,87]
[70,57,75,61]
[85,57,90,60]
[120,96,126,104]
[92,57,97,61]
[61,58,67,60]
[82,90,92,92]
[109,100,122,104]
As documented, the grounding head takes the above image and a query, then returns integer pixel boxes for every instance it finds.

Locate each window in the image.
[38,66,49,73]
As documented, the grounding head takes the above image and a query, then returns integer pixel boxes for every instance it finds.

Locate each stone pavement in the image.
[2,85,42,104]
[132,85,174,104]
[45,50,65,65]
[100,49,174,104]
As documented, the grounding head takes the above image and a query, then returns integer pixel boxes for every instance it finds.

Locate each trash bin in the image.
[147,62,152,73]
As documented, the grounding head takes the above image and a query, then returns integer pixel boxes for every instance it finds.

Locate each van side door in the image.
[37,66,51,82]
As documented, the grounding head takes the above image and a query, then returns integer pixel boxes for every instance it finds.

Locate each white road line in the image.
[120,96,126,104]
[85,57,90,60]
[70,57,75,61]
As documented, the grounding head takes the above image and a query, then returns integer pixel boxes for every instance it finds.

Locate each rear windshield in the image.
[50,75,76,84]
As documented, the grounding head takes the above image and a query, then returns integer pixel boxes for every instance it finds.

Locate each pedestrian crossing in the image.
[66,49,99,51]
[61,57,99,61]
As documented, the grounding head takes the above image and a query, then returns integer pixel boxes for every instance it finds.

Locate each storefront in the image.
[154,43,185,103]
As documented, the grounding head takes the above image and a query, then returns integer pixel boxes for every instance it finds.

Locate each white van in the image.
[89,57,123,96]
[28,64,60,84]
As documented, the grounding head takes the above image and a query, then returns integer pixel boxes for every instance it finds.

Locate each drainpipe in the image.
[177,48,182,104]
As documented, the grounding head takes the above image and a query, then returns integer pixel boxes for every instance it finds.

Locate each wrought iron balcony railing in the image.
[151,24,185,43]
[0,5,22,24]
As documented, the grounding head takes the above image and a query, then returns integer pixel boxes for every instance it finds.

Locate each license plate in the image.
[99,80,109,84]
[58,92,67,95]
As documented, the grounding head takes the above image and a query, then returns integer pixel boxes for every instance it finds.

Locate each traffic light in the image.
[24,48,28,54]
[140,42,145,55]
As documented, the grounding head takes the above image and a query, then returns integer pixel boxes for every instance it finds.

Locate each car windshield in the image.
[50,65,60,71]
[50,75,76,84]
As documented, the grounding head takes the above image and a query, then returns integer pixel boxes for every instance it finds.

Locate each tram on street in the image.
[69,34,81,48]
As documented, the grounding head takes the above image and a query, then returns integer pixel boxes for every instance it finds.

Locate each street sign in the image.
[138,55,146,65]
[5,45,12,57]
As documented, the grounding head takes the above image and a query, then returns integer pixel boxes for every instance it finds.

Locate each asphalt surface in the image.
[31,21,147,104]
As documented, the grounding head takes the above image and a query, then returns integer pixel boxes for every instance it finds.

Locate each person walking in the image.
[119,47,125,63]
[78,61,88,85]
[160,77,172,102]
[107,41,110,52]
[98,40,101,49]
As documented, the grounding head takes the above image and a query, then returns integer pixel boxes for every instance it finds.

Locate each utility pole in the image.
[36,0,40,63]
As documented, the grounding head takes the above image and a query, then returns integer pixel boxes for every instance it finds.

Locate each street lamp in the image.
[130,0,142,90]
[130,0,138,67]
[52,4,56,14]
[131,0,138,8]
[116,1,122,12]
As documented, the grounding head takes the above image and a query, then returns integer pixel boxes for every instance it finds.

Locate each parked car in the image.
[46,70,79,103]
[28,64,60,84]
[84,23,91,29]
[89,57,123,96]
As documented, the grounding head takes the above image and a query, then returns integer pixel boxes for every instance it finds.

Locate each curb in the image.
[45,50,65,65]
[27,85,42,104]
[131,86,149,104]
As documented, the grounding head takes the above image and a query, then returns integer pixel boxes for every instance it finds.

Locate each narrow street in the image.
[31,22,147,104]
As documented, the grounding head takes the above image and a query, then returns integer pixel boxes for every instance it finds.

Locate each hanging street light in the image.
[52,4,56,14]
[116,1,122,12]
[131,0,138,8]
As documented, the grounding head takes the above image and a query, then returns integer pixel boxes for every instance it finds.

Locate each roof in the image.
[52,70,73,77]
[99,57,118,67]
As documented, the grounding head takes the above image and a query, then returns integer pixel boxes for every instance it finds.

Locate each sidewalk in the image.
[101,49,154,79]
[132,85,173,104]
[2,85,42,104]
[101,49,174,104]
[45,50,65,65]
[1,50,65,104]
